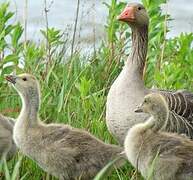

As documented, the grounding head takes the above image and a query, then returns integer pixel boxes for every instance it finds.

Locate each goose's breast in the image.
[106,71,149,143]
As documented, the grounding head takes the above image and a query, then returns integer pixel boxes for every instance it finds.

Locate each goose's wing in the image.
[160,91,193,121]
[178,90,193,103]
[154,89,193,102]
[150,89,193,121]
[161,110,193,138]
[150,89,193,138]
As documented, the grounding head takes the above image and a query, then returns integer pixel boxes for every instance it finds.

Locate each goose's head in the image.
[117,3,149,28]
[6,73,40,99]
[135,93,168,116]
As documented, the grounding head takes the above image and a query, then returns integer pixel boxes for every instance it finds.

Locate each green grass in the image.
[0,0,193,179]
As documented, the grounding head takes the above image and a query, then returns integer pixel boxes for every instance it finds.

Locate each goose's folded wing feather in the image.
[162,110,193,138]
[151,89,193,121]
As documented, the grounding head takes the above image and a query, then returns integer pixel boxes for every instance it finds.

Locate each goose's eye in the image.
[22,77,27,81]
[138,7,142,10]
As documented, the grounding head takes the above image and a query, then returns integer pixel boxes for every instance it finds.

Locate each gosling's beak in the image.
[5,75,17,85]
[134,105,143,113]
[117,6,135,22]
[120,151,126,155]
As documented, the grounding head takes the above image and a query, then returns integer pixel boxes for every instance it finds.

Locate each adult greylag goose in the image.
[124,93,193,180]
[106,2,193,144]
[6,74,124,180]
[0,114,17,161]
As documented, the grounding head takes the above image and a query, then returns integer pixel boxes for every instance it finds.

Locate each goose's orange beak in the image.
[117,6,135,22]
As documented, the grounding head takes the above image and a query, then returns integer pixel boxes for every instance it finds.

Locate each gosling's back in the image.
[0,114,17,160]
[18,123,123,180]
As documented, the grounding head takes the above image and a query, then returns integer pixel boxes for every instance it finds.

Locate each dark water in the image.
[2,0,193,48]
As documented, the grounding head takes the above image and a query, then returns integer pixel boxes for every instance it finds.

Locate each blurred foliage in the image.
[0,0,192,179]
[0,2,23,82]
[143,0,193,90]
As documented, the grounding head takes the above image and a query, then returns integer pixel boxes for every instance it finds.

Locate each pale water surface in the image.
[1,0,193,49]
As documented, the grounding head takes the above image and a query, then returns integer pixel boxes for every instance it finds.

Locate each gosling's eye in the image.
[22,77,27,81]
[144,99,147,103]
[138,7,142,10]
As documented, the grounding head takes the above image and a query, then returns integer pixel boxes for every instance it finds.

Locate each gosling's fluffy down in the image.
[6,74,124,180]
[27,124,123,179]
[0,114,17,160]
[125,93,193,180]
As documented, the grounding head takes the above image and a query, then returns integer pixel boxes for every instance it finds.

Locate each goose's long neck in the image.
[17,90,40,130]
[126,25,148,78]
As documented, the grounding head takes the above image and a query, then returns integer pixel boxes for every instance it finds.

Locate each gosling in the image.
[0,114,17,161]
[124,93,193,180]
[6,74,124,180]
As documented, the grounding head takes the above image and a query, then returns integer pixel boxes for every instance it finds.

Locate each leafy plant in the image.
[0,3,23,81]
[0,0,192,179]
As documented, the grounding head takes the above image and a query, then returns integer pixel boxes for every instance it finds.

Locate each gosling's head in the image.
[117,2,149,28]
[135,93,168,116]
[5,73,40,100]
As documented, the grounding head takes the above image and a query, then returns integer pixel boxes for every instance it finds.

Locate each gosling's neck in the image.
[126,25,148,79]
[151,106,169,131]
[17,89,40,129]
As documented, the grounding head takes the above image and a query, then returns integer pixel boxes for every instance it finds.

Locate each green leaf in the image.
[11,23,23,48]
[11,156,23,180]
[3,54,19,65]
[57,83,65,112]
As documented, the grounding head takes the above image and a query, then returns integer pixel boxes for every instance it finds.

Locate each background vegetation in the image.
[0,0,192,179]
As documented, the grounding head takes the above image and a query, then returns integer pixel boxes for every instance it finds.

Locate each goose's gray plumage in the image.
[124,93,193,180]
[145,92,193,138]
[150,90,193,138]
[106,2,193,144]
[6,73,124,180]
[0,114,17,160]
[158,90,193,120]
